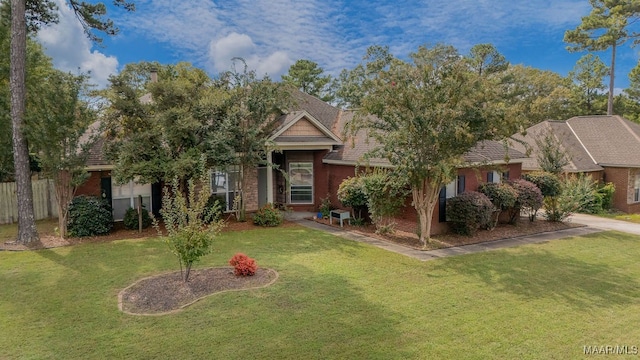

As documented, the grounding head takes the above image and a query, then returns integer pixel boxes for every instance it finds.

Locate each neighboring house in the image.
[77,89,527,234]
[510,115,640,213]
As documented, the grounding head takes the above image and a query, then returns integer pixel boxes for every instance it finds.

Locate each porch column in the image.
[267,151,274,203]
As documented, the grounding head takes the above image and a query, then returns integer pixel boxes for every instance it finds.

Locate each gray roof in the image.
[325,109,526,166]
[289,90,340,131]
[86,137,111,167]
[566,115,640,167]
[512,115,640,172]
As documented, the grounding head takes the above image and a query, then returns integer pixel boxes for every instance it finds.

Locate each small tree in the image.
[535,131,570,175]
[27,71,96,238]
[523,172,567,222]
[156,177,224,282]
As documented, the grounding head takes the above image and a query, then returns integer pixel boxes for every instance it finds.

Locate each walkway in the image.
[286,212,605,262]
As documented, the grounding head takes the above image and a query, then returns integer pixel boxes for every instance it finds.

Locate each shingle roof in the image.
[325,109,526,166]
[566,115,640,167]
[511,115,640,172]
[289,90,340,131]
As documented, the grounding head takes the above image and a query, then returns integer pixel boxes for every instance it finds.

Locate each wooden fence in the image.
[0,179,58,225]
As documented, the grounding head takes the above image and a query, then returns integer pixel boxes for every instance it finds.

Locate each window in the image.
[635,174,640,202]
[289,162,313,204]
[211,166,241,212]
[487,170,501,184]
[111,181,151,221]
[457,175,466,194]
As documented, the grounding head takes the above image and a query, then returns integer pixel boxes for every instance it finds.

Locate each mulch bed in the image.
[312,216,585,250]
[119,267,278,315]
[0,216,295,251]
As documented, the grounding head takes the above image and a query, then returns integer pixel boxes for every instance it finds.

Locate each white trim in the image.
[269,111,342,143]
[322,158,522,168]
[598,163,640,168]
[275,144,334,151]
[288,161,314,205]
[266,151,274,203]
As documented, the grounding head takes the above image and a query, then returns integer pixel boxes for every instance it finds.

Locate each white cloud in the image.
[207,33,292,77]
[36,0,118,88]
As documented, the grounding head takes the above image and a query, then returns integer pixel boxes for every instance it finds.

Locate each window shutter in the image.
[457,175,465,195]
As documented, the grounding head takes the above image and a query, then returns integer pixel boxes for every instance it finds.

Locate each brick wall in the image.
[603,167,632,213]
[76,171,110,197]
[323,162,524,235]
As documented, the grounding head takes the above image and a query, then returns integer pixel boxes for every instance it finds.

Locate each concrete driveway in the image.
[569,213,640,236]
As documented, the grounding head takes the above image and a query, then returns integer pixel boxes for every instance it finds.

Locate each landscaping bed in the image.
[311,216,584,250]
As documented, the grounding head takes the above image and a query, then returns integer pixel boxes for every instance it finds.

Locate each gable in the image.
[281,118,326,137]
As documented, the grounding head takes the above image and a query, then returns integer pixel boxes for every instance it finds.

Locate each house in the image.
[510,115,640,213]
[77,89,527,234]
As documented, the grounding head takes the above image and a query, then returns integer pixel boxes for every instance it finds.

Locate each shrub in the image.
[123,206,152,230]
[522,172,561,197]
[361,169,408,235]
[509,179,543,222]
[337,177,367,219]
[67,195,113,237]
[523,172,567,222]
[157,178,224,282]
[598,182,615,211]
[203,194,225,223]
[318,195,335,219]
[446,191,494,236]
[252,203,284,227]
[543,195,575,222]
[478,182,518,229]
[229,253,258,276]
[561,174,601,214]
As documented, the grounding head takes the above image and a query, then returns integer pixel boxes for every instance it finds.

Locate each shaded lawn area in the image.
[1,226,639,359]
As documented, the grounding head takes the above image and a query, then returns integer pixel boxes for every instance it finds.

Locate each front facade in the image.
[79,89,527,234]
[511,115,640,213]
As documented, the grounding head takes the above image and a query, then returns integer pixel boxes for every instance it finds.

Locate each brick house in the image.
[510,115,640,213]
[77,90,527,234]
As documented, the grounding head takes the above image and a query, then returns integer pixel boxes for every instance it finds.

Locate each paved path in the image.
[569,213,640,236]
[292,215,604,262]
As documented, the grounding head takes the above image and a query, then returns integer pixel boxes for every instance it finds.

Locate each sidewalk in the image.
[293,217,604,262]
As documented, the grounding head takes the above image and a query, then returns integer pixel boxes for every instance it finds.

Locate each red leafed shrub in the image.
[229,253,258,276]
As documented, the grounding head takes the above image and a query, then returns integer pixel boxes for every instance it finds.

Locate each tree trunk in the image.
[608,42,616,116]
[10,0,38,244]
[54,171,72,238]
[412,178,440,248]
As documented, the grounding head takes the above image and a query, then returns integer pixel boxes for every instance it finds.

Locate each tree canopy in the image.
[564,0,640,115]
[282,59,333,102]
[344,44,523,245]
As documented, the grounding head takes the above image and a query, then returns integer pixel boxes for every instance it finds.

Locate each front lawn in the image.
[1,226,639,359]
[598,212,640,224]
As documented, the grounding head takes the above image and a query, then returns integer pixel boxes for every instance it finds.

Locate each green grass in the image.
[0,219,58,242]
[1,226,640,359]
[598,212,640,224]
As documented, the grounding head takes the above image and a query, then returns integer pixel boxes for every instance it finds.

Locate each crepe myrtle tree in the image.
[344,44,522,247]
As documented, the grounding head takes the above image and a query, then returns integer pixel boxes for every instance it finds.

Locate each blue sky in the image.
[36,0,640,92]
